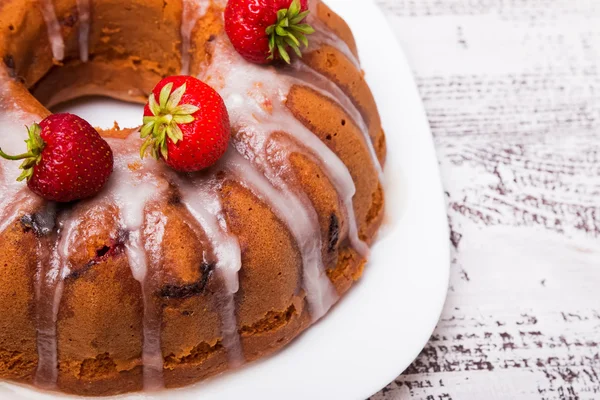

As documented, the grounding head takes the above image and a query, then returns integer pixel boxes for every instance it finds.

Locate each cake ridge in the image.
[286,61,385,181]
[174,171,245,369]
[306,4,360,70]
[225,147,339,320]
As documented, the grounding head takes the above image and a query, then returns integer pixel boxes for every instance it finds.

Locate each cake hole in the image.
[95,245,111,258]
[8,25,14,31]
[160,262,215,299]
[216,171,226,180]
[52,97,145,130]
[61,13,78,28]
[20,212,56,237]
[341,119,346,126]
[325,134,332,140]
[326,53,338,68]
[168,191,182,205]
[2,55,15,70]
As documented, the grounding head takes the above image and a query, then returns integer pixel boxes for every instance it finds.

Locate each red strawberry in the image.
[0,113,113,202]
[140,76,230,172]
[225,0,315,64]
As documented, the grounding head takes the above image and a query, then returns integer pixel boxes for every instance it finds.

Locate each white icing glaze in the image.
[106,137,167,282]
[76,0,91,62]
[35,205,75,389]
[34,241,62,389]
[0,78,43,234]
[200,39,368,318]
[208,42,368,257]
[174,173,244,366]
[39,0,65,61]
[105,136,169,390]
[0,189,40,235]
[141,210,168,391]
[180,0,211,75]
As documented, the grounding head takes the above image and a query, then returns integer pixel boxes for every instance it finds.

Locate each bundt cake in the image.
[0,0,386,395]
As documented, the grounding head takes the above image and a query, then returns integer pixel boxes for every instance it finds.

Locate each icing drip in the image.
[34,242,62,389]
[175,174,244,366]
[105,136,169,390]
[39,0,65,61]
[76,0,91,62]
[141,211,168,391]
[35,205,77,389]
[180,0,211,75]
[225,149,338,320]
[287,61,384,182]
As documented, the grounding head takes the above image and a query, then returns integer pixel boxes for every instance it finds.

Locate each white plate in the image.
[0,0,449,398]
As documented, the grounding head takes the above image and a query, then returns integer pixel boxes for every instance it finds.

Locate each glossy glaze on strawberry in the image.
[140,75,231,172]
[225,0,314,64]
[0,113,113,203]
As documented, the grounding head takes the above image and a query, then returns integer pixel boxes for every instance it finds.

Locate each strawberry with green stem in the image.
[0,113,113,202]
[225,0,315,64]
[140,75,231,172]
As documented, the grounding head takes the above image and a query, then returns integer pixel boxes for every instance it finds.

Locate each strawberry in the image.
[0,113,113,203]
[140,76,231,172]
[224,0,315,64]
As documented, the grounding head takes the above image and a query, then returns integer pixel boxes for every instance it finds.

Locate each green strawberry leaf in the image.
[266,0,315,64]
[159,83,174,108]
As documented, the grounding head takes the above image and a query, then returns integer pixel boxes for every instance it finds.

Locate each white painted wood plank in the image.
[370,0,600,398]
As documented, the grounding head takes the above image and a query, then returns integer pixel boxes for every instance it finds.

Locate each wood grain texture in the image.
[371,0,600,399]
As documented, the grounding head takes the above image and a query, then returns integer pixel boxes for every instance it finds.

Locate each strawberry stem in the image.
[266,0,315,64]
[0,124,45,181]
[0,149,36,160]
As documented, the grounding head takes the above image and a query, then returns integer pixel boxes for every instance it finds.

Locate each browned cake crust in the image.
[0,0,386,395]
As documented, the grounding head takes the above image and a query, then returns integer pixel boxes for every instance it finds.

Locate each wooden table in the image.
[371,1,600,399]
